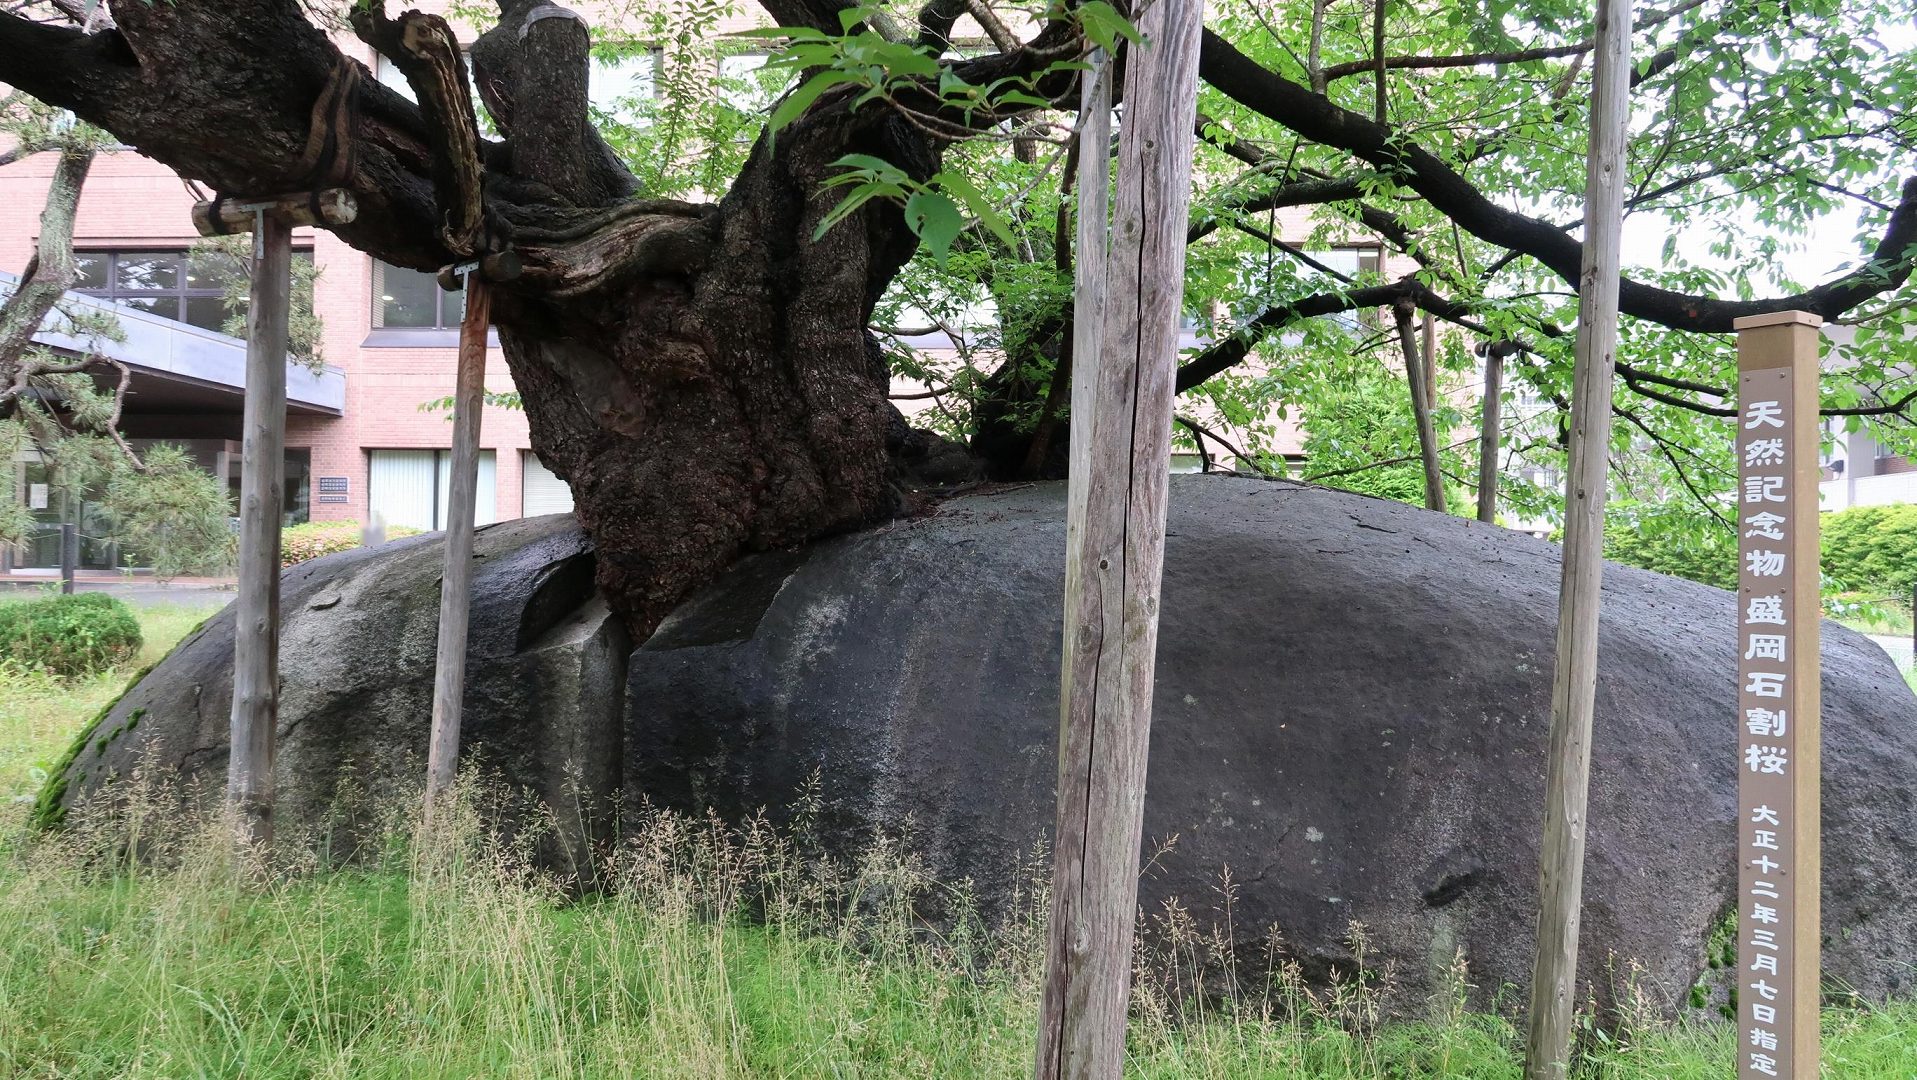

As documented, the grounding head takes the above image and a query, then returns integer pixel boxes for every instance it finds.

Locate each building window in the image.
[521,453,576,517]
[367,449,496,532]
[592,49,661,120]
[1311,245,1383,279]
[716,48,787,114]
[73,249,309,334]
[372,261,465,330]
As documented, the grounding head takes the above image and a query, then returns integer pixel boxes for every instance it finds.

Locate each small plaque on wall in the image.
[317,476,350,494]
[318,495,349,505]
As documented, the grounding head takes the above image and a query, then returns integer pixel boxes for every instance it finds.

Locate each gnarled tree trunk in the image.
[1,0,955,636]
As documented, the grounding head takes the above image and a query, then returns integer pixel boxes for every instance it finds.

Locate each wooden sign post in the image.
[1034,2,1203,1076]
[1731,310,1822,1079]
[192,190,356,855]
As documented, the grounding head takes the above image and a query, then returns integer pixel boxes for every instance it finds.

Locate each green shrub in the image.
[1602,515,1739,590]
[281,520,423,567]
[103,443,236,580]
[1822,504,1917,599]
[0,593,142,678]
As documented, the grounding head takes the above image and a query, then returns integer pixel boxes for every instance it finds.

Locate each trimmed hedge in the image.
[282,520,423,567]
[1602,504,1917,603]
[0,593,142,678]
[1603,520,1738,591]
[1822,504,1917,599]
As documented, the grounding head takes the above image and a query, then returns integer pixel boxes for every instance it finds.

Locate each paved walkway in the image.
[0,574,234,611]
[1869,633,1914,672]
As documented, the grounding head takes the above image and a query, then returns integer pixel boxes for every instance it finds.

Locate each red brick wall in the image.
[0,148,540,527]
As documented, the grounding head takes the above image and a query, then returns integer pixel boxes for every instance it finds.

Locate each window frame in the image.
[73,249,233,331]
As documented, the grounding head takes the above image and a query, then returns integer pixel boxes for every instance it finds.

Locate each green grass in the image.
[2,603,1915,1078]
[0,599,211,805]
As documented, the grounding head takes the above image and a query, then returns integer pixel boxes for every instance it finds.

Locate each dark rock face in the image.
[51,515,626,868]
[53,476,1917,1013]
[627,476,1917,1011]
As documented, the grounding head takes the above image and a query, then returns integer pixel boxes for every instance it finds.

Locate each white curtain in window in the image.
[434,450,496,530]
[368,450,437,532]
[521,453,576,517]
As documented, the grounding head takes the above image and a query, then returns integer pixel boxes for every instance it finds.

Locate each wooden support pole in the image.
[423,272,492,826]
[1394,300,1446,512]
[1421,312,1439,410]
[1478,346,1504,523]
[1034,1,1203,1075]
[1523,0,1632,1073]
[228,210,292,855]
[1731,309,1822,1080]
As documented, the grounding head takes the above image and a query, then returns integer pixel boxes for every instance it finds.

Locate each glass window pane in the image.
[440,281,466,328]
[184,295,231,332]
[374,261,440,328]
[73,252,109,290]
[185,249,248,293]
[114,252,180,292]
[717,51,787,113]
[591,51,658,121]
[375,56,417,103]
[120,296,180,320]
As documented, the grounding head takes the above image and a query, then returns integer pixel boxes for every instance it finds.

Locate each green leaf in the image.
[929,170,1017,252]
[904,191,966,264]
[769,71,858,134]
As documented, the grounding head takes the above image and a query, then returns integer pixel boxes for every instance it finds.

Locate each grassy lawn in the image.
[0,598,213,805]
[3,601,1914,1078]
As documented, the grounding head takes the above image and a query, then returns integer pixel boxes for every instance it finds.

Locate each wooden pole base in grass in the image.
[1033,3,1204,1076]
[1523,0,1631,1073]
[423,271,493,829]
[227,210,293,856]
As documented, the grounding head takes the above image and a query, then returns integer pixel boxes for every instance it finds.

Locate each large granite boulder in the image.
[47,476,1917,1013]
[43,515,626,869]
[627,477,1917,1011]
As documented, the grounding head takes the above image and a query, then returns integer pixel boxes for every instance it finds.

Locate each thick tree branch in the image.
[1320,0,1704,81]
[1188,175,1363,242]
[354,4,492,254]
[1196,29,1917,332]
[0,145,92,369]
[469,0,636,209]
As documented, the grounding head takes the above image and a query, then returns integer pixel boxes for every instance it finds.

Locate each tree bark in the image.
[0,147,94,383]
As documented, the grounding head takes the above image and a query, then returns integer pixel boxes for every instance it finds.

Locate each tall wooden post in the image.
[192,188,355,857]
[1034,2,1203,1076]
[1731,310,1822,1080]
[423,272,492,826]
[1522,0,1632,1073]
[1395,299,1446,512]
[228,210,292,854]
[1478,345,1504,523]
[1421,312,1439,410]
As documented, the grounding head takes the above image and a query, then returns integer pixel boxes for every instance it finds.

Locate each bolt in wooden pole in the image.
[1034,2,1203,1076]
[423,272,492,828]
[1478,346,1504,523]
[228,210,292,856]
[1731,310,1822,1080]
[1523,0,1632,1074]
